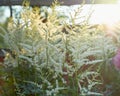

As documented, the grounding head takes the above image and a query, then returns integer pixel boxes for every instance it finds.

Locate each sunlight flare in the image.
[90,4,120,25]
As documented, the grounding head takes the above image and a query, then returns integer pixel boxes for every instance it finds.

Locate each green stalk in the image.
[32,39,37,96]
[75,69,79,96]
[44,27,49,66]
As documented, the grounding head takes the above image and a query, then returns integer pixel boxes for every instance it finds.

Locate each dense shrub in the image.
[0,2,119,96]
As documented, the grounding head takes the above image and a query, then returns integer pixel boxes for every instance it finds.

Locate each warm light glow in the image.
[118,0,120,4]
[89,4,120,25]
[67,4,120,26]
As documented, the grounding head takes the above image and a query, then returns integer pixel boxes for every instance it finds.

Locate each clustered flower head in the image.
[112,49,120,71]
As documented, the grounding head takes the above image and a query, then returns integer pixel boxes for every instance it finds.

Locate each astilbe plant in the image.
[0,2,118,96]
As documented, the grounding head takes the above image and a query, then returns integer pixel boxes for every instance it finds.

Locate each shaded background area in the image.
[0,0,119,6]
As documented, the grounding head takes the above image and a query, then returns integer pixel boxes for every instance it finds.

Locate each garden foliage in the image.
[0,2,118,96]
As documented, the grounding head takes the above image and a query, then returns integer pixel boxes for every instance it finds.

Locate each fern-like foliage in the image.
[0,2,118,96]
